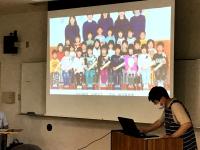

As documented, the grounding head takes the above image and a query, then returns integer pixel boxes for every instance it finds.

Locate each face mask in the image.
[156,103,165,110]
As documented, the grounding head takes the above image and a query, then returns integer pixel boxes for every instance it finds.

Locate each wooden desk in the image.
[111,130,183,150]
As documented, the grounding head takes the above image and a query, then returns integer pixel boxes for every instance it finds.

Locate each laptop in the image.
[118,117,159,138]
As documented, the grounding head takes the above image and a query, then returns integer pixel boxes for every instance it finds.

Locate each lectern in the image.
[111,130,183,150]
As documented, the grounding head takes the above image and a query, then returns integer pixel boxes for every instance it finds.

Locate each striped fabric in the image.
[164,100,197,150]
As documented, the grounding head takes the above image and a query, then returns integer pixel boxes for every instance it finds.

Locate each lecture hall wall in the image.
[0,0,199,149]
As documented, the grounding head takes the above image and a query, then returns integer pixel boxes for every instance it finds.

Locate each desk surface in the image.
[0,129,23,135]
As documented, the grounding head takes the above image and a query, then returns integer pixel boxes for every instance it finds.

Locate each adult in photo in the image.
[130,10,146,39]
[65,16,80,43]
[82,15,97,41]
[98,13,114,36]
[114,12,129,38]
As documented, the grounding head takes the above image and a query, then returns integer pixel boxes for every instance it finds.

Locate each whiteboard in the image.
[174,59,200,127]
[21,62,46,114]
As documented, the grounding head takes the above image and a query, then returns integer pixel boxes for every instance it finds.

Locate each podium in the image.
[111,130,183,150]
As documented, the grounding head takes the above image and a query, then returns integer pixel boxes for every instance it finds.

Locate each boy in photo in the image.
[152,41,167,87]
[127,29,136,45]
[95,26,106,45]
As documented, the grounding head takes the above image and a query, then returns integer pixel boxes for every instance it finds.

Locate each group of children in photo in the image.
[50,11,168,90]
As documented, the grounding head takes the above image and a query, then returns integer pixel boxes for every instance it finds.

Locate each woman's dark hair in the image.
[100,13,111,19]
[147,39,155,47]
[148,86,170,102]
[68,16,77,26]
[116,12,127,21]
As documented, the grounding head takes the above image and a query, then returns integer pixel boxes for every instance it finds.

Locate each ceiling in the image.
[0,0,49,15]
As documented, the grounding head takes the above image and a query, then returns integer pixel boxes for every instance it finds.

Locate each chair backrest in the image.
[11,144,42,150]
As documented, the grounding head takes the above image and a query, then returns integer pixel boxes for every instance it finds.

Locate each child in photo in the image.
[85,45,97,89]
[116,30,125,45]
[138,44,152,89]
[127,29,136,45]
[110,44,124,89]
[65,39,71,48]
[147,39,157,86]
[105,28,115,44]
[74,36,82,50]
[121,40,128,55]
[98,45,111,87]
[139,31,147,46]
[69,44,76,61]
[86,32,94,46]
[73,47,85,89]
[123,44,138,88]
[95,26,106,44]
[60,47,73,88]
[50,49,60,88]
[107,40,115,58]
[152,41,167,87]
[134,40,142,55]
[147,39,157,58]
[57,43,64,61]
[93,39,101,59]
[81,42,87,58]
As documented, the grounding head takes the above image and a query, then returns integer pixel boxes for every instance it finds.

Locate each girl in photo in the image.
[98,45,111,88]
[73,47,85,89]
[93,39,101,59]
[116,30,125,46]
[138,44,152,89]
[114,11,129,38]
[60,47,74,88]
[98,13,114,36]
[85,46,97,89]
[95,26,106,44]
[65,16,80,43]
[86,32,94,46]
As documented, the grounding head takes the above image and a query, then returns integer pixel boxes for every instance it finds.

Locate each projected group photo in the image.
[49,7,171,96]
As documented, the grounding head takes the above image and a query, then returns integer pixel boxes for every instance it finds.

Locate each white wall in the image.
[0,7,199,150]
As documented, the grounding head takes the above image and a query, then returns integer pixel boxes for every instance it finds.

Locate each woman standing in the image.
[65,16,80,43]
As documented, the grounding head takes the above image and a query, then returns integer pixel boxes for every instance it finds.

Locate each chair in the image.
[11,144,42,150]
